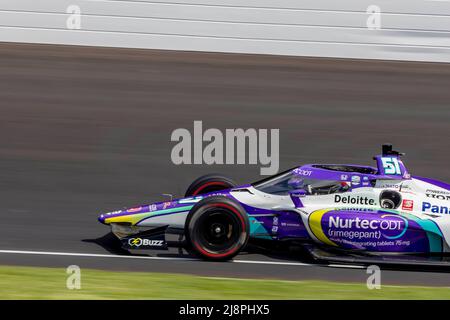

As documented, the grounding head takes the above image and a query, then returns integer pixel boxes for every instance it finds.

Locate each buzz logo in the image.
[128,238,164,247]
[129,238,143,247]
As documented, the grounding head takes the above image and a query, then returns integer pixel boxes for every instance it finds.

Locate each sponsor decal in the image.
[402,199,414,211]
[328,214,408,240]
[127,207,142,213]
[341,174,349,181]
[179,197,203,204]
[205,192,228,198]
[334,195,376,206]
[280,222,301,227]
[162,202,171,210]
[308,209,412,251]
[426,189,450,195]
[425,190,450,201]
[340,207,376,212]
[378,183,401,189]
[361,177,370,186]
[293,168,313,176]
[105,210,122,216]
[351,176,361,186]
[377,182,412,191]
[128,238,164,247]
[422,202,450,214]
[273,216,279,226]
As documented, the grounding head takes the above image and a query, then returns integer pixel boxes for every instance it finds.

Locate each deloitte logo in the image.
[334,195,376,206]
[128,238,164,247]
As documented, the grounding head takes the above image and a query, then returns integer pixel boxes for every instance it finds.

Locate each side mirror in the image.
[289,189,307,208]
[289,189,307,197]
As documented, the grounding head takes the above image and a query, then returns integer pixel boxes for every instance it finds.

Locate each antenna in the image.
[382,144,405,157]
[162,193,173,201]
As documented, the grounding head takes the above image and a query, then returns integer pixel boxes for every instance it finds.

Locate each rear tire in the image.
[185,196,249,261]
[185,174,237,197]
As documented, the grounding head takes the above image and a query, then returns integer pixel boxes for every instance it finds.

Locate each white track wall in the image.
[1,0,449,62]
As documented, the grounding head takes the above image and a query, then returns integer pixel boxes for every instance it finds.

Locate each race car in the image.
[98,144,450,266]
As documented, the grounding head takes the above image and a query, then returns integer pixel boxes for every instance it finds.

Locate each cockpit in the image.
[252,171,351,196]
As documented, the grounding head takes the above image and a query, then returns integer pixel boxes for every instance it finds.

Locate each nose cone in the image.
[98,213,108,224]
[97,209,124,225]
[97,208,133,225]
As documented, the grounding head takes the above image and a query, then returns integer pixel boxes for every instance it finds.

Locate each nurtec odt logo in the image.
[328,214,408,240]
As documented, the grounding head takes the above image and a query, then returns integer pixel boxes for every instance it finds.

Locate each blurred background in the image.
[0,0,449,292]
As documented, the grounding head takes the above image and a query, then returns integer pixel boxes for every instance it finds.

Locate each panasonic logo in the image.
[422,202,450,214]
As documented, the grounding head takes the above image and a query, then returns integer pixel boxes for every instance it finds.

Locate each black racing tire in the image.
[185,196,249,261]
[184,174,237,197]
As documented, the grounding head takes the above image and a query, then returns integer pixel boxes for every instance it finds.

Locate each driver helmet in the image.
[288,176,307,190]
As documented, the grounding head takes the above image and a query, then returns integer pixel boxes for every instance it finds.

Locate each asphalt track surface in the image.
[1,43,450,286]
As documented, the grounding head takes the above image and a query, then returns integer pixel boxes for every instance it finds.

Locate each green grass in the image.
[0,265,448,299]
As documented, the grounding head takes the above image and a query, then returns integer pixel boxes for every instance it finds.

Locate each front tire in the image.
[185,196,249,261]
[185,174,237,197]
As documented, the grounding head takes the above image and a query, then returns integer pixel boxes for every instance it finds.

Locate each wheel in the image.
[185,196,249,261]
[184,174,237,197]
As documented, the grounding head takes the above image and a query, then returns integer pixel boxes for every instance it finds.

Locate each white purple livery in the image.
[98,145,450,267]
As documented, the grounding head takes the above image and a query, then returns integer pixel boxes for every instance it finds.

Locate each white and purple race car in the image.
[98,145,450,267]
